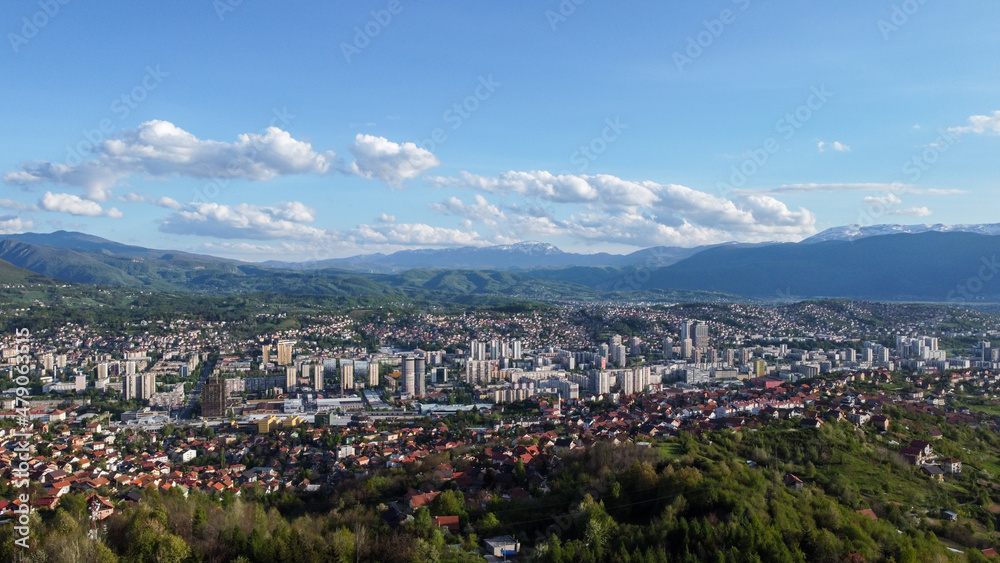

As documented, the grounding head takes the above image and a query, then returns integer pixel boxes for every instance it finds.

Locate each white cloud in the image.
[5,120,337,201]
[118,192,183,209]
[763,183,912,194]
[39,192,122,217]
[429,194,506,226]
[0,199,38,212]
[346,134,440,186]
[160,201,326,240]
[0,216,33,234]
[832,141,850,152]
[377,212,396,223]
[863,194,903,206]
[887,206,932,217]
[350,222,489,246]
[948,110,1000,135]
[435,170,817,246]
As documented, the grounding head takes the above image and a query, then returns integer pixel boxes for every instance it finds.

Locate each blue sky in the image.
[2,1,999,260]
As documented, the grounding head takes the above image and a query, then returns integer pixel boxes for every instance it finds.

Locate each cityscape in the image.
[3,2,1000,562]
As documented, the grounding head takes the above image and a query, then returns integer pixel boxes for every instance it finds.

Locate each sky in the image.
[1,1,999,261]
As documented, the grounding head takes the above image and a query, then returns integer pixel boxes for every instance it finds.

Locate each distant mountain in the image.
[5,228,1000,303]
[0,233,607,301]
[264,241,709,272]
[803,223,1000,243]
[643,231,1000,301]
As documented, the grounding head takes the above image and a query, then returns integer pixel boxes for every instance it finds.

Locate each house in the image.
[784,473,803,492]
[870,415,890,432]
[87,494,115,520]
[941,458,962,474]
[856,509,878,521]
[432,515,460,532]
[922,465,945,482]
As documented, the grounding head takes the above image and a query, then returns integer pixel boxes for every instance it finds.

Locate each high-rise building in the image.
[470,339,487,361]
[402,356,415,395]
[368,362,379,387]
[123,374,139,400]
[680,320,694,343]
[96,363,108,379]
[285,365,297,392]
[202,377,227,417]
[512,340,522,360]
[692,321,709,348]
[340,362,354,392]
[590,370,611,395]
[415,357,426,396]
[262,345,271,364]
[74,374,86,393]
[662,337,674,358]
[313,364,324,391]
[277,340,295,366]
[680,339,693,360]
[141,373,155,401]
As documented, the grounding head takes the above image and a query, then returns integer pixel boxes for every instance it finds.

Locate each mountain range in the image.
[0,224,998,303]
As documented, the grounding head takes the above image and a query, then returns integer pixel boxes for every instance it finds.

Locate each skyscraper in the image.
[277,340,295,366]
[414,356,426,397]
[340,362,354,392]
[368,362,379,387]
[285,365,297,392]
[202,377,227,417]
[402,356,415,395]
[262,345,271,364]
[313,364,324,391]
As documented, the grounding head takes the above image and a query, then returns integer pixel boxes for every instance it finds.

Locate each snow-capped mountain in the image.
[802,223,1000,243]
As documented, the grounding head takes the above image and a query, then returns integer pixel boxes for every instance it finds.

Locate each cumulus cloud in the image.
[0,215,33,234]
[434,170,816,245]
[349,222,489,246]
[377,212,396,223]
[948,110,1000,135]
[4,120,337,201]
[40,192,122,217]
[346,134,440,186]
[429,194,506,226]
[159,201,327,240]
